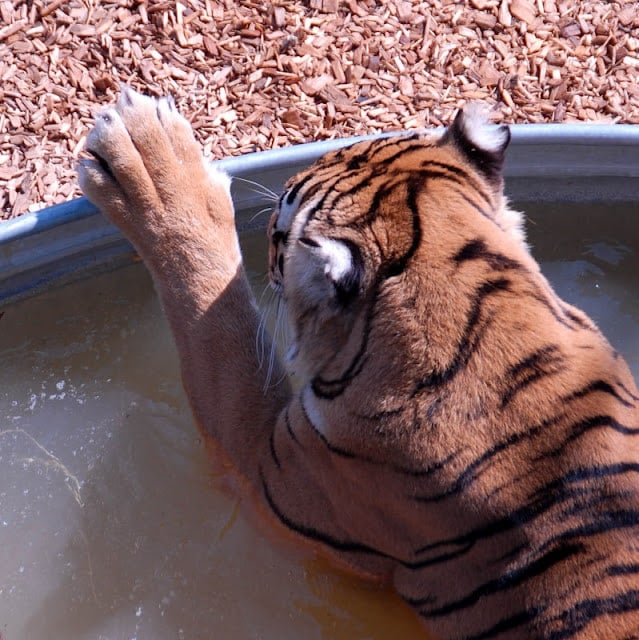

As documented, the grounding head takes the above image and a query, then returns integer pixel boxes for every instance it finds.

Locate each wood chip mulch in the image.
[1,0,638,220]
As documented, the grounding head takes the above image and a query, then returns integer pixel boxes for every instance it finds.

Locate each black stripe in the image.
[414,461,639,565]
[416,166,488,204]
[413,413,564,506]
[501,345,566,409]
[406,504,639,574]
[307,150,491,231]
[506,344,559,378]
[350,135,424,171]
[420,159,493,206]
[299,392,357,459]
[454,238,523,271]
[411,277,511,396]
[538,276,599,333]
[379,174,424,279]
[298,138,426,221]
[330,135,420,175]
[515,273,589,332]
[534,414,639,461]
[284,407,301,446]
[320,165,411,229]
[300,396,461,478]
[559,485,634,519]
[460,608,544,640]
[400,451,461,479]
[285,171,315,205]
[416,543,584,616]
[498,463,639,565]
[548,462,639,488]
[464,568,639,640]
[288,137,498,252]
[431,400,638,513]
[311,353,369,400]
[617,380,639,402]
[503,508,639,576]
[363,176,403,226]
[310,275,380,400]
[609,563,639,577]
[529,290,578,331]
[562,379,634,408]
[560,305,593,331]
[507,345,561,379]
[291,159,371,224]
[449,187,505,229]
[547,590,639,640]
[259,466,395,558]
[268,429,280,469]
[404,541,477,571]
[555,508,639,543]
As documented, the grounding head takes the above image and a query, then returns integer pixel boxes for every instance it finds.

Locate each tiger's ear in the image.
[443,104,510,184]
[297,237,362,306]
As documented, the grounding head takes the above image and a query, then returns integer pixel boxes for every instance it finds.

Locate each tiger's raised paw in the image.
[78,86,232,246]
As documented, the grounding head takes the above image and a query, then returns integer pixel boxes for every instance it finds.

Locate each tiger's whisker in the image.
[233,176,279,202]
[255,284,276,371]
[264,297,287,391]
[249,206,275,223]
[264,301,281,389]
[255,312,267,371]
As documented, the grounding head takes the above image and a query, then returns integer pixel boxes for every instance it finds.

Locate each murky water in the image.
[0,202,637,640]
[0,234,424,640]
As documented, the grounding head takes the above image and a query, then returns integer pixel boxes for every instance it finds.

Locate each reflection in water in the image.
[300,557,422,639]
[0,203,637,639]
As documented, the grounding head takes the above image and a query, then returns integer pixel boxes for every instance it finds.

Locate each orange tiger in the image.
[79,87,639,640]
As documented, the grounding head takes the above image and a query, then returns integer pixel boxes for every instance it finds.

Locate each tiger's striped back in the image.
[259,106,639,639]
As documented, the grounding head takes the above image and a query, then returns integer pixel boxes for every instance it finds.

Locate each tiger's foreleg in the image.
[78,87,289,487]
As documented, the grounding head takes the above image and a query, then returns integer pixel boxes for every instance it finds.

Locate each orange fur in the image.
[79,88,639,640]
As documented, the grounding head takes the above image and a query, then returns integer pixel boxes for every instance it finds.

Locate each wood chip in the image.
[617,6,637,27]
[395,1,413,23]
[300,74,332,96]
[498,0,512,27]
[510,0,537,23]
[281,107,303,128]
[272,6,287,29]
[1,0,638,219]
[559,19,582,39]
[473,11,498,30]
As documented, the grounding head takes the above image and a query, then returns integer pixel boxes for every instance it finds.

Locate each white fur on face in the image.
[277,198,297,232]
[459,104,508,153]
[288,196,321,240]
[278,188,320,236]
[312,237,353,282]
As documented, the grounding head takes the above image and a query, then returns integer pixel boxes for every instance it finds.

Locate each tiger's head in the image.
[268,106,527,388]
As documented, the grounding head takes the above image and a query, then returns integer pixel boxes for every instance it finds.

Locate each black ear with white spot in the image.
[443,104,510,184]
[298,237,363,306]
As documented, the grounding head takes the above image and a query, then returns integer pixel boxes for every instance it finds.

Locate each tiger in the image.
[78,86,639,640]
